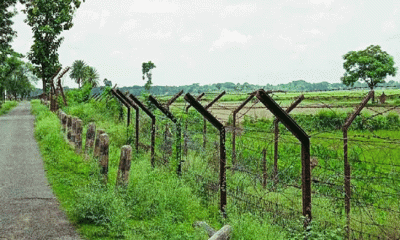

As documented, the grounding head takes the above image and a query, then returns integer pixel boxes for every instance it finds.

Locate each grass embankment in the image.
[0,101,18,116]
[31,99,288,239]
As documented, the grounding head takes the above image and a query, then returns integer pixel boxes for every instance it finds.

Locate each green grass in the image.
[0,101,18,115]
[31,99,291,239]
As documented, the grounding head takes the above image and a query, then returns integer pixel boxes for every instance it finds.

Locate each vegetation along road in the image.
[0,102,80,239]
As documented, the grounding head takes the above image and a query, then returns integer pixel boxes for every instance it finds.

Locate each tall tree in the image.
[341,45,397,101]
[0,0,17,61]
[83,65,99,87]
[142,61,156,92]
[0,0,18,101]
[23,0,84,94]
[70,59,86,88]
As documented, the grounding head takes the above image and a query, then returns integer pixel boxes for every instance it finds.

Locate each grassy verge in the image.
[0,101,18,116]
[31,99,289,239]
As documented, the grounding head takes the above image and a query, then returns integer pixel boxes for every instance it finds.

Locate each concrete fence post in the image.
[99,133,109,183]
[116,145,132,188]
[85,123,96,154]
[75,119,83,154]
[94,129,105,158]
[67,115,72,140]
[71,117,77,143]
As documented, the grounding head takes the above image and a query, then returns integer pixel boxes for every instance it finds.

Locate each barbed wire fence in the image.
[88,86,400,238]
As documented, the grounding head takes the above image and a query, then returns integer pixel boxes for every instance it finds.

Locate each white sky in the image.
[10,0,400,88]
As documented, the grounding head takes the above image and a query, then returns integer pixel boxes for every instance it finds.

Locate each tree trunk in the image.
[42,77,47,98]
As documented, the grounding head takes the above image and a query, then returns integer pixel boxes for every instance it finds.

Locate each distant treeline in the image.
[30,79,400,97]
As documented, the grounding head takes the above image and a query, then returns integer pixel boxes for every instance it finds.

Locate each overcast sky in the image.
[10,0,400,88]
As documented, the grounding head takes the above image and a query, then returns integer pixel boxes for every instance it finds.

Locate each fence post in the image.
[67,115,72,140]
[232,93,255,165]
[184,93,227,217]
[184,93,205,156]
[99,133,109,184]
[61,112,67,132]
[116,145,132,188]
[203,91,226,149]
[71,117,77,143]
[75,119,83,154]
[127,93,156,167]
[149,95,182,175]
[262,148,267,189]
[342,90,373,238]
[94,129,105,158]
[85,123,96,154]
[255,89,311,225]
[116,90,140,153]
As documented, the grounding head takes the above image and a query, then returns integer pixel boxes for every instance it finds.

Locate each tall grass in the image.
[0,101,18,115]
[31,99,291,239]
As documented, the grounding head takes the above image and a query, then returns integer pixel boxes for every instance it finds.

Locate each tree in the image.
[83,66,99,87]
[142,61,156,92]
[103,78,112,87]
[70,60,87,88]
[2,56,37,100]
[341,45,397,101]
[0,0,18,62]
[23,0,84,94]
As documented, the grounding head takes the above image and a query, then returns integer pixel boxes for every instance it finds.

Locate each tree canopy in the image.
[23,0,84,93]
[70,60,86,88]
[341,45,397,90]
[142,61,156,91]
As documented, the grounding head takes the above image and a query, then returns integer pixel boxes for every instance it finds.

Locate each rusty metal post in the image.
[342,90,373,238]
[232,93,255,165]
[151,117,155,168]
[99,133,109,184]
[116,145,132,188]
[94,129,105,158]
[273,120,279,182]
[184,93,227,217]
[135,109,139,153]
[127,94,156,167]
[262,148,267,189]
[85,123,96,154]
[185,93,205,156]
[112,89,140,152]
[255,89,311,224]
[149,95,182,175]
[203,91,226,149]
[110,89,131,127]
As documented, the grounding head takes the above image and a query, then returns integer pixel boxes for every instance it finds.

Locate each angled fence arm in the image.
[149,95,182,175]
[232,92,256,165]
[255,89,311,224]
[184,93,227,217]
[342,90,373,237]
[128,94,156,167]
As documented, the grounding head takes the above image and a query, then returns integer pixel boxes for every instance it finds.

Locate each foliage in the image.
[65,81,93,104]
[23,0,84,93]
[1,53,37,100]
[341,45,397,90]
[69,60,86,88]
[83,66,99,87]
[142,61,156,92]
[103,78,112,87]
[0,101,18,115]
[0,0,18,67]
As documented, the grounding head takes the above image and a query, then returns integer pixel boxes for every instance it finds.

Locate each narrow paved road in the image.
[0,102,81,239]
